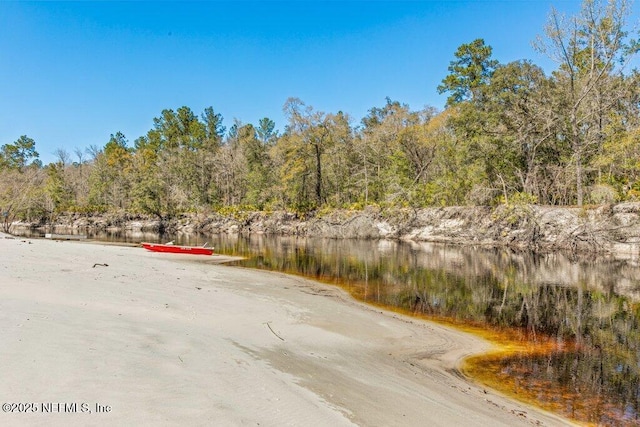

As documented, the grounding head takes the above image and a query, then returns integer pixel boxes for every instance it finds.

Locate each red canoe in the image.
[141,242,214,256]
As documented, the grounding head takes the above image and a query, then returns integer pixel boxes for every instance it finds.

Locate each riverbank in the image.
[0,234,573,426]
[16,202,640,256]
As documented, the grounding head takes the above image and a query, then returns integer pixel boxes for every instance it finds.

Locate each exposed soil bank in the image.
[17,203,640,256]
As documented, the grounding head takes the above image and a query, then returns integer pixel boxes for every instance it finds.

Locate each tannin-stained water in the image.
[14,228,640,425]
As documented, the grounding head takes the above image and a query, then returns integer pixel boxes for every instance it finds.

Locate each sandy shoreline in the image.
[0,234,573,426]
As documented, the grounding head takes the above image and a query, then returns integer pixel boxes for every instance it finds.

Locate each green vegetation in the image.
[2,0,640,224]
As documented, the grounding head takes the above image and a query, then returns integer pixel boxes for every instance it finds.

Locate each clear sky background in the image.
[0,1,627,164]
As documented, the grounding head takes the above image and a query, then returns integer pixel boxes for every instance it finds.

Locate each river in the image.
[13,228,640,425]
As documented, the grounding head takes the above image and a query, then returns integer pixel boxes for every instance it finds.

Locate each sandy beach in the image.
[0,234,573,426]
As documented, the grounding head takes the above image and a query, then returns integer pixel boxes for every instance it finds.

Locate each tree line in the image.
[2,0,640,226]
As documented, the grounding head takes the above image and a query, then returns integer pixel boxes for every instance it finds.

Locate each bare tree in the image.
[534,0,638,205]
[74,147,86,165]
[53,148,71,166]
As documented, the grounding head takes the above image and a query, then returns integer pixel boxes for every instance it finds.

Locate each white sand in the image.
[0,235,574,426]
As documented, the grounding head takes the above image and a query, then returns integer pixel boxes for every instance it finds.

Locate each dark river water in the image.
[13,228,640,425]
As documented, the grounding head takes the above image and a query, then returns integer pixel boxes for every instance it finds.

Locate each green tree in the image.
[420,109,488,206]
[594,73,640,200]
[88,132,133,209]
[202,107,226,147]
[45,162,74,212]
[257,117,277,145]
[359,99,414,204]
[437,39,502,204]
[437,39,499,107]
[479,60,560,203]
[321,111,357,207]
[534,0,639,205]
[237,123,275,208]
[0,135,40,171]
[130,135,173,220]
[282,98,336,208]
[139,106,225,209]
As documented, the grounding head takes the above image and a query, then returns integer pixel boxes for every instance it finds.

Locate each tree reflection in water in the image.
[12,229,640,424]
[216,235,640,425]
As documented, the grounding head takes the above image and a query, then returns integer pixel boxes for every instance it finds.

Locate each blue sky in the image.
[0,1,608,164]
